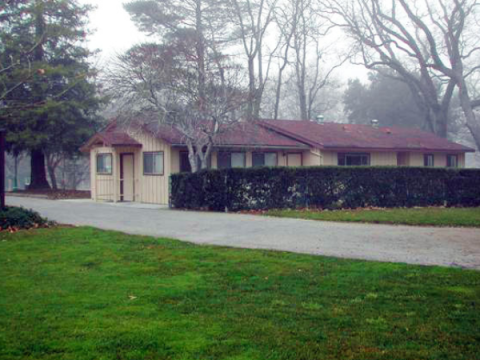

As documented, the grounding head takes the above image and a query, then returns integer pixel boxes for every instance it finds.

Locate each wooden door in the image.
[120,154,135,202]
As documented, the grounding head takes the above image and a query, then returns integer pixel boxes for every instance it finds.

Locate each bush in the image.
[0,207,52,231]
[170,167,480,212]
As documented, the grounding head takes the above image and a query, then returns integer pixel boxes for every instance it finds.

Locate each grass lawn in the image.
[265,207,480,227]
[1,227,479,360]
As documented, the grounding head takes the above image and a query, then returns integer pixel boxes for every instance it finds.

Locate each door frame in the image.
[120,153,135,202]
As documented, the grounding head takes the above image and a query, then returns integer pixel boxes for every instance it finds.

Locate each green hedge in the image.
[0,206,52,230]
[170,167,480,211]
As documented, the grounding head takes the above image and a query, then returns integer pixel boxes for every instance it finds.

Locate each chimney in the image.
[316,114,325,123]
[371,119,379,128]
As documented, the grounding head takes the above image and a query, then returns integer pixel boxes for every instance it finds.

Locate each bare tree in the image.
[321,0,480,146]
[229,0,279,119]
[106,43,247,172]
[271,0,348,120]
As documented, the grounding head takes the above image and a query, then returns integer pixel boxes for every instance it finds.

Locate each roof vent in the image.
[316,115,325,123]
[371,119,379,128]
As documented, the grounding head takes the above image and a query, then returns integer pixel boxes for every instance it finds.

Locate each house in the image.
[81,119,475,205]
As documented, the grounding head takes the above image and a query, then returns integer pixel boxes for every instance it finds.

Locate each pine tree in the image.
[0,0,102,189]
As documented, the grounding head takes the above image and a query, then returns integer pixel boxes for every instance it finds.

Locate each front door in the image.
[120,154,135,202]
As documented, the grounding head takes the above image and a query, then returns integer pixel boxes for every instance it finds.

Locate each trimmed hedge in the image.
[170,167,480,211]
[0,206,52,231]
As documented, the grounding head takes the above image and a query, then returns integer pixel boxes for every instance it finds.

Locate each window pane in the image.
[265,153,277,166]
[339,153,370,166]
[252,153,265,167]
[144,153,151,174]
[218,153,231,169]
[153,153,164,174]
[144,152,163,174]
[346,155,361,166]
[180,152,191,173]
[447,155,457,168]
[105,155,112,173]
[424,154,434,167]
[97,154,112,174]
[231,153,245,168]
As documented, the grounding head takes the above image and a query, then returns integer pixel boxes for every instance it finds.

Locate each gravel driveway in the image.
[7,196,480,270]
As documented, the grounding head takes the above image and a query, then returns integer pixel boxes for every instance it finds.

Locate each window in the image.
[97,153,112,174]
[231,153,246,168]
[447,154,458,168]
[424,154,434,167]
[252,152,278,167]
[179,151,211,172]
[143,152,164,175]
[218,152,246,169]
[180,152,192,173]
[338,153,370,166]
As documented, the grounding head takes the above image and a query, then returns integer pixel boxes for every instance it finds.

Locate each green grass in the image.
[265,207,480,227]
[1,227,480,360]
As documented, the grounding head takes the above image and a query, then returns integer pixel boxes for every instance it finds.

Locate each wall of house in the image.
[91,146,116,202]
[205,149,306,169]
[371,152,398,166]
[171,148,180,174]
[90,133,172,205]
[303,150,322,166]
[321,151,338,166]
[130,131,172,205]
[408,152,463,167]
[320,150,467,168]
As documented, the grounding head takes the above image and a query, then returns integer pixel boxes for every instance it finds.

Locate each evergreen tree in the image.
[344,72,426,130]
[0,0,102,189]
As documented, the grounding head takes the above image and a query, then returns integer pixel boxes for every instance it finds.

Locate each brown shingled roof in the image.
[143,121,308,148]
[259,119,475,153]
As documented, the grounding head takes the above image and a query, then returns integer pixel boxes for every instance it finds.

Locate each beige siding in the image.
[278,152,287,166]
[409,153,423,167]
[91,147,116,202]
[246,151,253,167]
[434,153,447,168]
[129,131,171,205]
[321,151,338,166]
[171,148,180,174]
[303,149,322,166]
[371,152,397,166]
[90,150,96,200]
[211,151,218,168]
[458,153,466,168]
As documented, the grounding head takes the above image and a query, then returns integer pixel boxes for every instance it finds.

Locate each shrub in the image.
[170,167,480,211]
[0,207,52,231]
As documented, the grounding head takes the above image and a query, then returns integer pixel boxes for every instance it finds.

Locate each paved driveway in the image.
[7,196,480,270]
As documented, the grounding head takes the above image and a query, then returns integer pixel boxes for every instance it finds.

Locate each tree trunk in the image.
[431,107,449,139]
[28,149,50,190]
[0,131,5,209]
[459,79,480,150]
[47,162,58,190]
[195,0,206,110]
[247,57,256,120]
